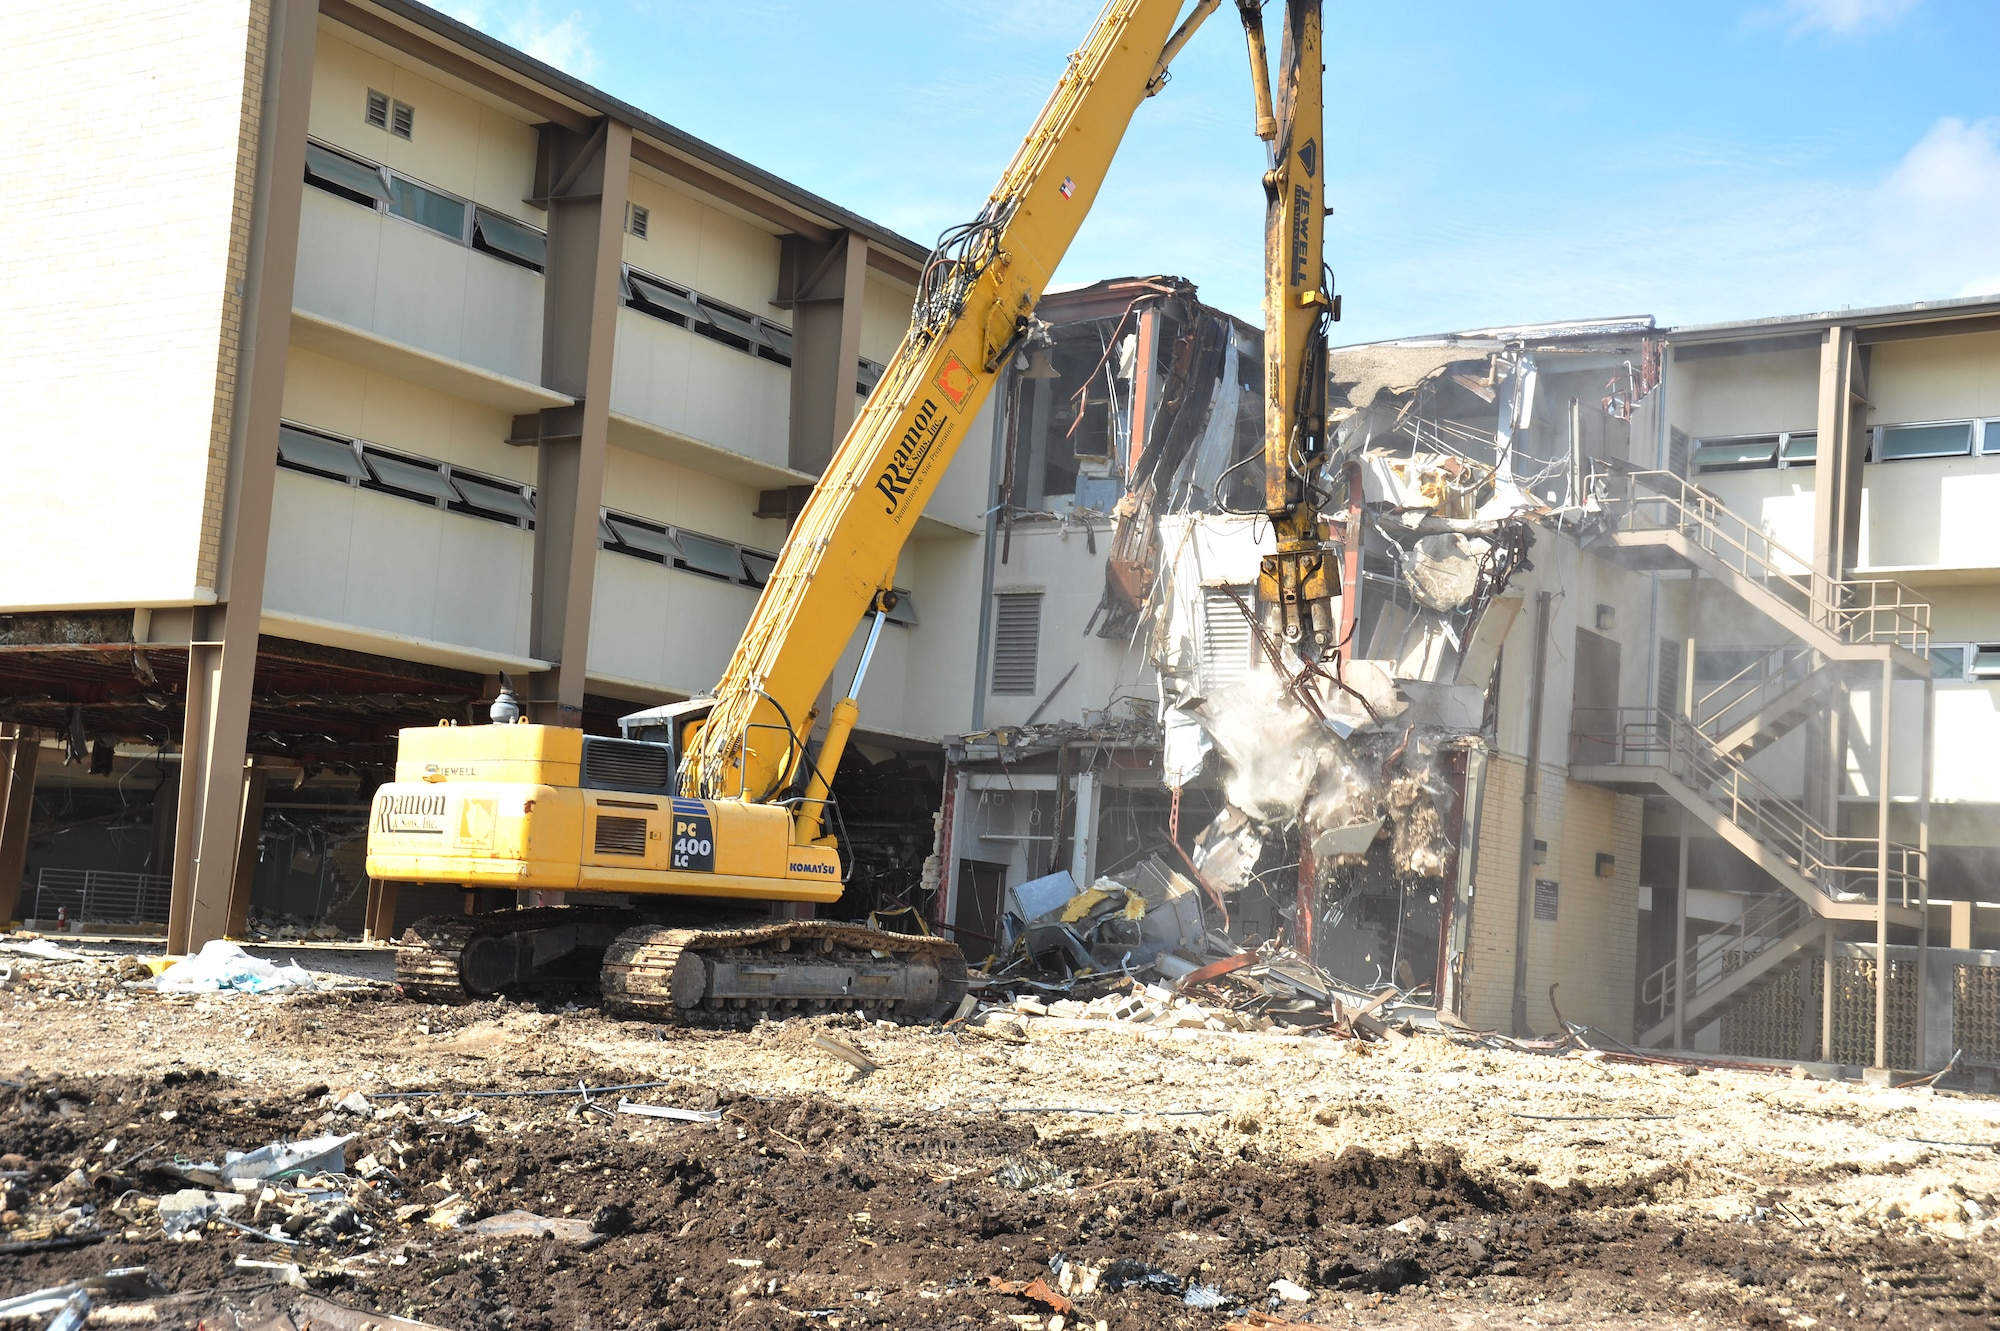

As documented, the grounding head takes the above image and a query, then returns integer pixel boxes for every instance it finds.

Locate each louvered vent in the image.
[390,101,415,140]
[594,815,648,856]
[365,90,389,130]
[1668,426,1691,476]
[628,203,649,239]
[1200,588,1255,691]
[991,593,1043,695]
[582,736,674,793]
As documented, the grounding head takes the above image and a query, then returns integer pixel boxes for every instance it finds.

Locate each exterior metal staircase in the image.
[1574,466,1932,1048]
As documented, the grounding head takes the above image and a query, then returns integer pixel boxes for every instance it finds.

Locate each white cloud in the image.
[443,2,596,78]
[1871,117,2000,300]
[1770,0,1920,36]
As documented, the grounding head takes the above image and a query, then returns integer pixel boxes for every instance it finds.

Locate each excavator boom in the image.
[685,0,1212,806]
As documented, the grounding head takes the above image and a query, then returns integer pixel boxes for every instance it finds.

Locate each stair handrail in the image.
[1638,889,1810,1028]
[1693,646,1813,738]
[1589,464,1930,654]
[1573,706,1923,907]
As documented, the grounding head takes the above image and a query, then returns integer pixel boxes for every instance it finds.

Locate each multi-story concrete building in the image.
[943,283,2000,1072]
[1,0,998,946]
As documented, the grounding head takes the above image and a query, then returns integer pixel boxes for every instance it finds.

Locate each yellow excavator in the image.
[365,0,1340,1023]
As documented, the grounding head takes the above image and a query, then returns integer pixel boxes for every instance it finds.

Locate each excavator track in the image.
[396,906,641,1003]
[602,920,968,1027]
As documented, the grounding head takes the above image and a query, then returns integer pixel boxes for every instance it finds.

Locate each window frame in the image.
[470,206,547,273]
[1929,644,1970,682]
[384,171,472,245]
[1872,419,1976,463]
[276,423,369,484]
[1970,644,2000,682]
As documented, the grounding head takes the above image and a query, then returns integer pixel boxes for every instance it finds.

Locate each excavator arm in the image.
[683,0,1229,810]
[1245,0,1341,653]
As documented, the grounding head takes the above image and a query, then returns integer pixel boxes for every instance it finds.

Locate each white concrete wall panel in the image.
[296,189,383,329]
[265,475,356,624]
[1671,348,1818,440]
[1858,457,2000,571]
[3,0,259,608]
[1869,332,2000,425]
[677,340,790,470]
[264,476,532,657]
[861,275,914,367]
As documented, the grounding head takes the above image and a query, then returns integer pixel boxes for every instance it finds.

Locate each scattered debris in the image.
[811,1032,879,1075]
[148,940,317,996]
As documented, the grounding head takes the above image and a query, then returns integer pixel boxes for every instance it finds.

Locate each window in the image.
[305,142,391,208]
[448,472,536,526]
[626,203,649,239]
[991,593,1043,695]
[390,101,415,140]
[362,449,460,506]
[1875,421,1973,462]
[740,550,777,587]
[858,358,887,396]
[1931,645,1968,681]
[365,90,390,130]
[605,516,682,564]
[1983,420,2000,455]
[623,266,795,368]
[277,425,367,482]
[1692,431,1816,473]
[1972,645,2000,681]
[626,270,706,327]
[676,531,745,581]
[388,175,468,242]
[1693,436,1777,472]
[696,300,767,352]
[471,207,546,272]
[280,424,536,525]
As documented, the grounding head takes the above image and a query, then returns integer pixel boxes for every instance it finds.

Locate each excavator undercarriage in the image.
[394,908,968,1025]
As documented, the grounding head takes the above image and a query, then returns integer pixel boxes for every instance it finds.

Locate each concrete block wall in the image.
[3,0,267,610]
[1461,754,1642,1039]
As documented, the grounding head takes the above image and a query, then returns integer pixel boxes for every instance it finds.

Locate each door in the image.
[1573,628,1622,763]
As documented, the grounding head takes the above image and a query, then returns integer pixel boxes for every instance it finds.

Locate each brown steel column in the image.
[0,730,41,925]
[1126,303,1161,477]
[168,0,316,954]
[224,768,269,937]
[780,231,869,477]
[525,119,632,726]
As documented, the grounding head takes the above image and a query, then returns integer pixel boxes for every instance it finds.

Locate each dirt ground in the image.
[4,937,2000,1329]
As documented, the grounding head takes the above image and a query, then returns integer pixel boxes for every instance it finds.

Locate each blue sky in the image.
[446,0,2000,343]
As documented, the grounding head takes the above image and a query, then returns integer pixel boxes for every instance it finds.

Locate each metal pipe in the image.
[1510,590,1554,1036]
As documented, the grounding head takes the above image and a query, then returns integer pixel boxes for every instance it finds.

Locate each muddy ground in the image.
[3,939,2000,1329]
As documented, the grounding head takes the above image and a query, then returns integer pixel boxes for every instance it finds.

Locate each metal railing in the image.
[1639,889,1809,1032]
[1571,707,1925,908]
[1590,465,1930,654]
[31,868,172,925]
[1694,646,1816,745]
